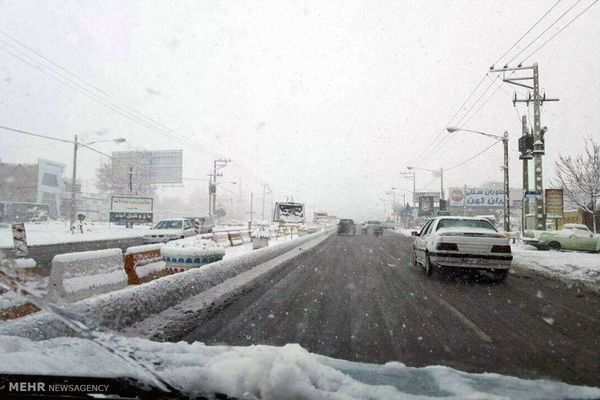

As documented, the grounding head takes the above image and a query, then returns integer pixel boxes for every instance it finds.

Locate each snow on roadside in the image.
[393,228,418,237]
[0,222,149,248]
[0,334,598,400]
[511,246,600,286]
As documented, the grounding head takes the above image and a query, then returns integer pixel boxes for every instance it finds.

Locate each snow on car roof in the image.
[563,223,589,230]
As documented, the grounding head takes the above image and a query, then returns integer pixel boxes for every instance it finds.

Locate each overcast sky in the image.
[0,0,598,220]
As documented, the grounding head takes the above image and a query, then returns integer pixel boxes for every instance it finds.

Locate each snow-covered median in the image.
[512,246,600,287]
[0,335,598,400]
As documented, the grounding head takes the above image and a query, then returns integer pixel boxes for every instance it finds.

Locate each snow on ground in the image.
[0,335,598,400]
[0,221,150,247]
[511,245,600,287]
[394,228,418,237]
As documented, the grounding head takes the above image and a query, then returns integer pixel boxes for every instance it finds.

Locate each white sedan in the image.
[142,218,197,244]
[411,216,512,280]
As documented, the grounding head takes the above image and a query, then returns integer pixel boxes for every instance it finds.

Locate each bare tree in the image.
[554,136,600,233]
[95,160,156,198]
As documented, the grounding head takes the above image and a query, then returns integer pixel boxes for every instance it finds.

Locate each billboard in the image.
[112,150,183,184]
[449,187,505,207]
[273,202,305,223]
[110,196,153,223]
[418,196,434,217]
[111,196,153,212]
[109,211,153,223]
[545,189,564,219]
[413,191,440,205]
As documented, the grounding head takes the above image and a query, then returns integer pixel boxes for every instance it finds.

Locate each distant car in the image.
[412,216,512,280]
[362,220,384,236]
[337,219,356,235]
[537,224,600,252]
[143,218,197,243]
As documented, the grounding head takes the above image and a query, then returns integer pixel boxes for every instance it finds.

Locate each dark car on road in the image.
[337,219,356,235]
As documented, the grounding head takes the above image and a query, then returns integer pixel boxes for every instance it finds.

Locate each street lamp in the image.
[70,135,126,232]
[407,165,445,206]
[446,126,510,232]
[399,171,416,204]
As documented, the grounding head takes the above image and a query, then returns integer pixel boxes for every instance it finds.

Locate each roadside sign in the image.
[11,223,28,257]
[418,196,434,217]
[545,189,564,219]
[109,211,153,223]
[110,196,154,224]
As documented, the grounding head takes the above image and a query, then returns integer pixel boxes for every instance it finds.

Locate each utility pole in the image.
[400,171,416,205]
[261,183,267,221]
[249,192,254,230]
[208,158,231,219]
[519,115,532,235]
[126,167,134,228]
[491,63,558,230]
[502,131,510,232]
[70,135,78,233]
[440,167,444,202]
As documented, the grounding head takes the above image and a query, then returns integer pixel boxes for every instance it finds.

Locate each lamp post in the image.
[446,126,510,232]
[399,171,416,205]
[407,166,445,207]
[70,136,126,232]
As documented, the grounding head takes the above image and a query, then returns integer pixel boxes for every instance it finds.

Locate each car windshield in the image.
[436,219,497,231]
[1,1,599,399]
[154,220,182,229]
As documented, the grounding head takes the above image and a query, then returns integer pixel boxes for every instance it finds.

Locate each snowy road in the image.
[165,232,600,387]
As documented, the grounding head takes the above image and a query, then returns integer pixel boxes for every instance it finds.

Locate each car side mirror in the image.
[411,231,418,237]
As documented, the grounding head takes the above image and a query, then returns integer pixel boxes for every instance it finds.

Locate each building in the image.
[0,159,66,218]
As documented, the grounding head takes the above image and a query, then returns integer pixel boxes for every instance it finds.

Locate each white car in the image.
[143,218,197,244]
[411,216,512,280]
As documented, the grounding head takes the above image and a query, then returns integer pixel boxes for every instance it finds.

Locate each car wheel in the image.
[424,253,433,276]
[548,241,561,251]
[492,269,509,282]
[412,250,418,267]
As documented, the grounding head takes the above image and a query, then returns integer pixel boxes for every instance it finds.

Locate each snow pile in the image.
[0,335,598,400]
[0,290,29,311]
[124,243,163,256]
[393,228,418,237]
[251,229,271,239]
[161,236,225,258]
[512,246,600,286]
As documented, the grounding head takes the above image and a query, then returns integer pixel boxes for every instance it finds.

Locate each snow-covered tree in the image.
[554,136,600,233]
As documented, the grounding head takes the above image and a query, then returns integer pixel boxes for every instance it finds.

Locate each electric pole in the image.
[491,63,558,230]
[208,158,231,219]
[70,135,78,233]
[502,131,510,232]
[519,115,532,234]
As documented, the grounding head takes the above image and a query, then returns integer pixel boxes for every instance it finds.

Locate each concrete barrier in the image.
[1,229,333,340]
[124,244,166,285]
[48,248,127,303]
[228,231,244,246]
[213,231,230,246]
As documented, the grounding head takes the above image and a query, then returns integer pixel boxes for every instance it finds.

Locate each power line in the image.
[409,73,489,165]
[446,141,500,172]
[505,0,584,66]
[490,0,563,68]
[520,0,599,63]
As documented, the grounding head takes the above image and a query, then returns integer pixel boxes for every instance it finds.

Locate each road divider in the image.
[48,248,127,303]
[124,244,166,285]
[227,231,244,246]
[0,228,333,340]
